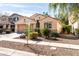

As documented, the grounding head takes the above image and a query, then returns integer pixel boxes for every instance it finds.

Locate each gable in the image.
[30,13,46,21]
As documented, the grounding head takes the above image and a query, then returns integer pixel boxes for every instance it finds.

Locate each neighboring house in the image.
[0,15,11,32]
[30,13,62,33]
[15,16,35,33]
[9,13,24,32]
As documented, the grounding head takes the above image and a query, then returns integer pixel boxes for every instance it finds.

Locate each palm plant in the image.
[49,3,79,34]
[49,3,79,25]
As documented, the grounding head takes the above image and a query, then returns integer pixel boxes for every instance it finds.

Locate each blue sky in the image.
[0,3,49,17]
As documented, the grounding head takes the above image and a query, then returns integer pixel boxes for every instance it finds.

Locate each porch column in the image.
[3,25,6,30]
[15,24,17,32]
[8,25,11,29]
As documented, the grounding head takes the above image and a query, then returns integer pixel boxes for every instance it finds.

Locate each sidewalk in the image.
[1,38,79,50]
[0,47,38,56]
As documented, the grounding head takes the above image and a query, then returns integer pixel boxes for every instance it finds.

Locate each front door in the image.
[0,25,3,33]
[11,25,15,32]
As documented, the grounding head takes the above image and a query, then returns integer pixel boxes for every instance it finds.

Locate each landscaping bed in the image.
[15,35,79,45]
[0,41,79,56]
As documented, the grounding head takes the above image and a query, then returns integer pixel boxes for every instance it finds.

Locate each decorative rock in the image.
[50,47,56,50]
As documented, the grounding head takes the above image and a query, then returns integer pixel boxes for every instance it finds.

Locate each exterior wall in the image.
[30,14,45,20]
[39,17,61,33]
[57,22,62,33]
[30,24,36,31]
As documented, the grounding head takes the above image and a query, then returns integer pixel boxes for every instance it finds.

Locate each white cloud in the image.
[1,10,33,17]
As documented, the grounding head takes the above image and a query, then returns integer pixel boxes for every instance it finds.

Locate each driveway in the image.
[0,47,38,56]
[0,33,22,40]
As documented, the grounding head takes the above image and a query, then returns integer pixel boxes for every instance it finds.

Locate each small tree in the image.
[43,28,50,38]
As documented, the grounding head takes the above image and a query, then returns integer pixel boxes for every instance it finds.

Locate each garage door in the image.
[17,24,27,33]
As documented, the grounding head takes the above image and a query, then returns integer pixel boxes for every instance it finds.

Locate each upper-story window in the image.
[13,17,16,21]
[13,17,19,21]
[16,17,19,21]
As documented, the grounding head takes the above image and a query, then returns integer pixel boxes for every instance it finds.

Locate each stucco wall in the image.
[39,17,61,33]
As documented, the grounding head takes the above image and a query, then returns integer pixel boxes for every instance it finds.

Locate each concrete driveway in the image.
[0,47,38,56]
[0,33,39,56]
[0,33,22,40]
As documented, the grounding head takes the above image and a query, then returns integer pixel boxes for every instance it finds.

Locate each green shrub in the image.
[24,29,32,36]
[42,28,51,38]
[62,25,71,34]
[51,32,59,37]
[29,32,38,39]
[35,28,41,36]
[75,29,79,34]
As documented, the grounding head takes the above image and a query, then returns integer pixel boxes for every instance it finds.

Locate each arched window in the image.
[17,17,19,21]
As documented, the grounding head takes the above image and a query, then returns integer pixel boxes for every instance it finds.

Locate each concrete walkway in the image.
[0,47,38,56]
[1,38,79,50]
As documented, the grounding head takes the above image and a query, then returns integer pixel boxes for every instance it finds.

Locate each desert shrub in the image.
[29,32,38,39]
[62,25,71,34]
[35,28,41,36]
[51,32,59,37]
[42,28,51,38]
[75,29,79,34]
[51,32,59,40]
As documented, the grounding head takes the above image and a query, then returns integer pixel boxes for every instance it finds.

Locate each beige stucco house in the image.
[0,15,11,33]
[30,13,62,33]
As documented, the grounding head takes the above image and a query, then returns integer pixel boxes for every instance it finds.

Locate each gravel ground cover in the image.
[0,41,79,56]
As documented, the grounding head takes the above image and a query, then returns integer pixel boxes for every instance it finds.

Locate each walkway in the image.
[1,38,79,50]
[0,47,38,56]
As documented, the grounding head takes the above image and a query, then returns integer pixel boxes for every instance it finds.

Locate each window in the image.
[13,17,16,21]
[44,23,52,29]
[36,20,40,28]
[13,17,19,21]
[17,17,19,21]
